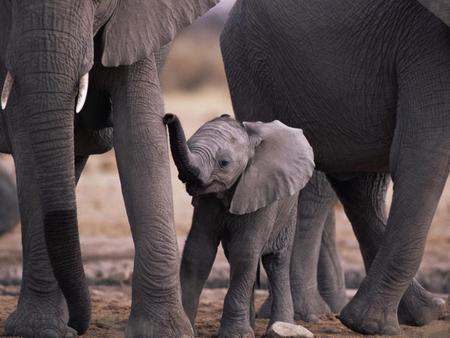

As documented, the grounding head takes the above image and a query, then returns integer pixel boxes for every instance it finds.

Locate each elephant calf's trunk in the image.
[163,114,200,182]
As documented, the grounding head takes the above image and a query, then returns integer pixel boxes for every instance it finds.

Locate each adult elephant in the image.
[221,0,450,335]
[0,1,218,337]
[0,159,19,235]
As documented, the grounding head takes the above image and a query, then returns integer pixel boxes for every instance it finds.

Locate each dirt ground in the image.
[0,287,448,338]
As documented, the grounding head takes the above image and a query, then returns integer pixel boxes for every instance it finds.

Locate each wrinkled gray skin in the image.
[0,0,218,337]
[257,172,347,323]
[0,159,19,235]
[164,114,315,337]
[221,0,450,335]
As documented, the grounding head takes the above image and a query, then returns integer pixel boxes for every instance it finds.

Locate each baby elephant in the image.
[164,114,315,338]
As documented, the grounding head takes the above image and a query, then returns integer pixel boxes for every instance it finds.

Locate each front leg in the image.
[108,57,192,338]
[290,171,336,322]
[5,139,87,338]
[219,209,275,338]
[180,196,222,327]
[262,229,296,328]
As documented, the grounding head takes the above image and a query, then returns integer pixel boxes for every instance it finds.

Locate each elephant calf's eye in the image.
[218,159,230,169]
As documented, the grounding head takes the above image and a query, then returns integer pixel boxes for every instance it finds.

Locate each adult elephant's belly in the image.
[301,118,394,174]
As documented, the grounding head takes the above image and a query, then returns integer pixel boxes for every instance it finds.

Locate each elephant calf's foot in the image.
[125,307,193,338]
[398,283,447,326]
[5,300,76,338]
[292,287,331,322]
[338,293,400,336]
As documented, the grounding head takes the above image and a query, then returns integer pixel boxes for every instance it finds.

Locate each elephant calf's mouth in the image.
[185,180,228,197]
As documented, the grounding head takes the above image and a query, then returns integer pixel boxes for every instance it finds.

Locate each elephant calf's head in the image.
[164,114,315,215]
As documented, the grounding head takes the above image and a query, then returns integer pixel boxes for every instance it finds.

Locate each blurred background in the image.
[0,0,449,294]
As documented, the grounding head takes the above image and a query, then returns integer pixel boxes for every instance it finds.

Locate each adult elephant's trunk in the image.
[4,2,97,335]
[164,114,200,182]
[8,65,91,334]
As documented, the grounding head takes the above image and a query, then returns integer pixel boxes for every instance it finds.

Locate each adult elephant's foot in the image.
[256,294,272,319]
[398,281,447,326]
[5,294,76,338]
[125,306,193,338]
[338,290,400,336]
[292,286,331,322]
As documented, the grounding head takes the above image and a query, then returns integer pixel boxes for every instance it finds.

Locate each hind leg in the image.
[317,211,347,313]
[291,172,336,322]
[330,173,446,328]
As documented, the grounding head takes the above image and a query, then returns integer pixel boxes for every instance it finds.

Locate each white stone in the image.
[267,321,314,338]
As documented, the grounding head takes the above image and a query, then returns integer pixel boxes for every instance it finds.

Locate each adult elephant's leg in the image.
[5,150,88,337]
[218,213,273,338]
[180,196,222,327]
[288,171,337,322]
[109,57,192,338]
[337,61,450,335]
[330,173,446,327]
[317,210,347,313]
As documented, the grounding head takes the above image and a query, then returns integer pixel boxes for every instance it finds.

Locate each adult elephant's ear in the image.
[417,0,450,27]
[0,1,12,65]
[229,121,315,215]
[101,0,219,67]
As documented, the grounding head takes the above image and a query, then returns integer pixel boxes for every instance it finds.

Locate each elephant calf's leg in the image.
[180,196,222,328]
[317,211,347,313]
[262,248,295,328]
[289,171,336,322]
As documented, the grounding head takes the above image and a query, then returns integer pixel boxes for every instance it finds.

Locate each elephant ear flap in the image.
[417,0,450,27]
[229,121,315,215]
[101,0,219,67]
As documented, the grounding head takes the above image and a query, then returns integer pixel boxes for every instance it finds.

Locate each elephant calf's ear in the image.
[101,0,219,67]
[229,121,315,215]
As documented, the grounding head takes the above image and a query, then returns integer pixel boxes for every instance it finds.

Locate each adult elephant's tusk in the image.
[1,72,13,111]
[75,72,89,114]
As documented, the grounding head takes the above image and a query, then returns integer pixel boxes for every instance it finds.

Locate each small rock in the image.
[267,322,314,338]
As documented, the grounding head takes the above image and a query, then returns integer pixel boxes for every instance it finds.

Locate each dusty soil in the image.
[0,287,448,338]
